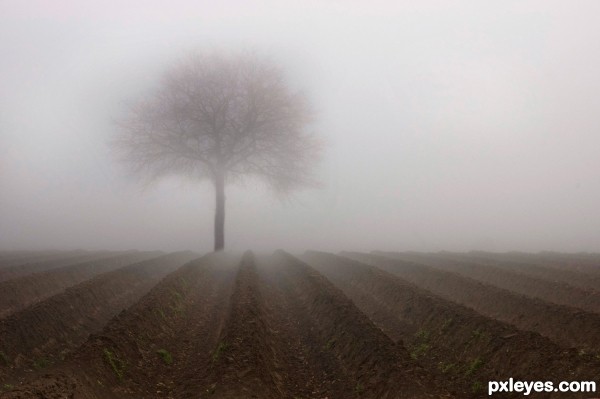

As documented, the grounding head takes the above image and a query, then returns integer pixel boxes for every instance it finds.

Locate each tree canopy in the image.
[113,51,321,250]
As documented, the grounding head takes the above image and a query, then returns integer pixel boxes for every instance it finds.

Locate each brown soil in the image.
[0,252,241,398]
[303,251,600,399]
[0,252,160,318]
[0,252,118,282]
[1,252,452,399]
[0,251,88,270]
[343,252,600,354]
[258,251,447,398]
[0,251,197,382]
[4,250,600,399]
[445,252,600,293]
[480,252,600,276]
[387,252,600,314]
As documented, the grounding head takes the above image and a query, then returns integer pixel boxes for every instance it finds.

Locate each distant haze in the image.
[1,1,600,252]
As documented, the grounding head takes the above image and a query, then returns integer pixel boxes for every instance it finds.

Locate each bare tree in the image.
[112,51,320,251]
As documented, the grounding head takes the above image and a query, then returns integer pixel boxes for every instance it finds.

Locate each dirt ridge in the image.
[273,251,451,399]
[0,251,118,282]
[344,252,600,354]
[0,251,197,382]
[443,252,600,293]
[304,251,600,399]
[383,252,600,314]
[0,252,160,318]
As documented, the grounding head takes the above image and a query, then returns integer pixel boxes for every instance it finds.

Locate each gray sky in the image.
[1,0,600,253]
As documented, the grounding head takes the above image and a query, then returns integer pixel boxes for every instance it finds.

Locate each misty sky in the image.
[1,1,600,253]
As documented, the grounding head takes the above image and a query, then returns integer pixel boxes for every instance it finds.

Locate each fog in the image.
[2,1,600,253]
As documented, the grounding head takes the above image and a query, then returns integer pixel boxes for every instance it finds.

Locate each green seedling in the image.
[324,338,335,350]
[472,381,484,393]
[157,349,173,364]
[212,341,228,362]
[155,307,167,321]
[33,357,50,369]
[440,318,453,332]
[2,383,14,391]
[465,357,483,376]
[414,329,430,341]
[103,348,126,381]
[438,362,456,374]
[410,342,430,359]
[355,382,364,394]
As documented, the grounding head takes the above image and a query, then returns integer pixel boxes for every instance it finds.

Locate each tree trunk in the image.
[214,171,225,251]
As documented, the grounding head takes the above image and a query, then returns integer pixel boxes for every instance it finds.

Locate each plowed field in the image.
[1,250,599,398]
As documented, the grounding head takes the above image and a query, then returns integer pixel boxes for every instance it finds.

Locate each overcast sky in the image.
[1,1,600,253]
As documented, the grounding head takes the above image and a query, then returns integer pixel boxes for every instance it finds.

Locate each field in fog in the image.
[4,2,600,398]
[1,250,599,398]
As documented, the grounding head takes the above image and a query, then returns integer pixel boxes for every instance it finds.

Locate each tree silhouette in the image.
[113,52,320,250]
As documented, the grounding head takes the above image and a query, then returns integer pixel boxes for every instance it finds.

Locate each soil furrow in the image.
[0,252,160,318]
[343,252,600,354]
[0,251,197,382]
[0,251,117,282]
[162,254,238,399]
[257,253,360,398]
[0,251,87,270]
[303,251,600,399]
[482,253,600,276]
[7,250,454,399]
[264,250,451,399]
[192,251,286,398]
[381,252,600,314]
[447,253,600,293]
[0,252,239,399]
